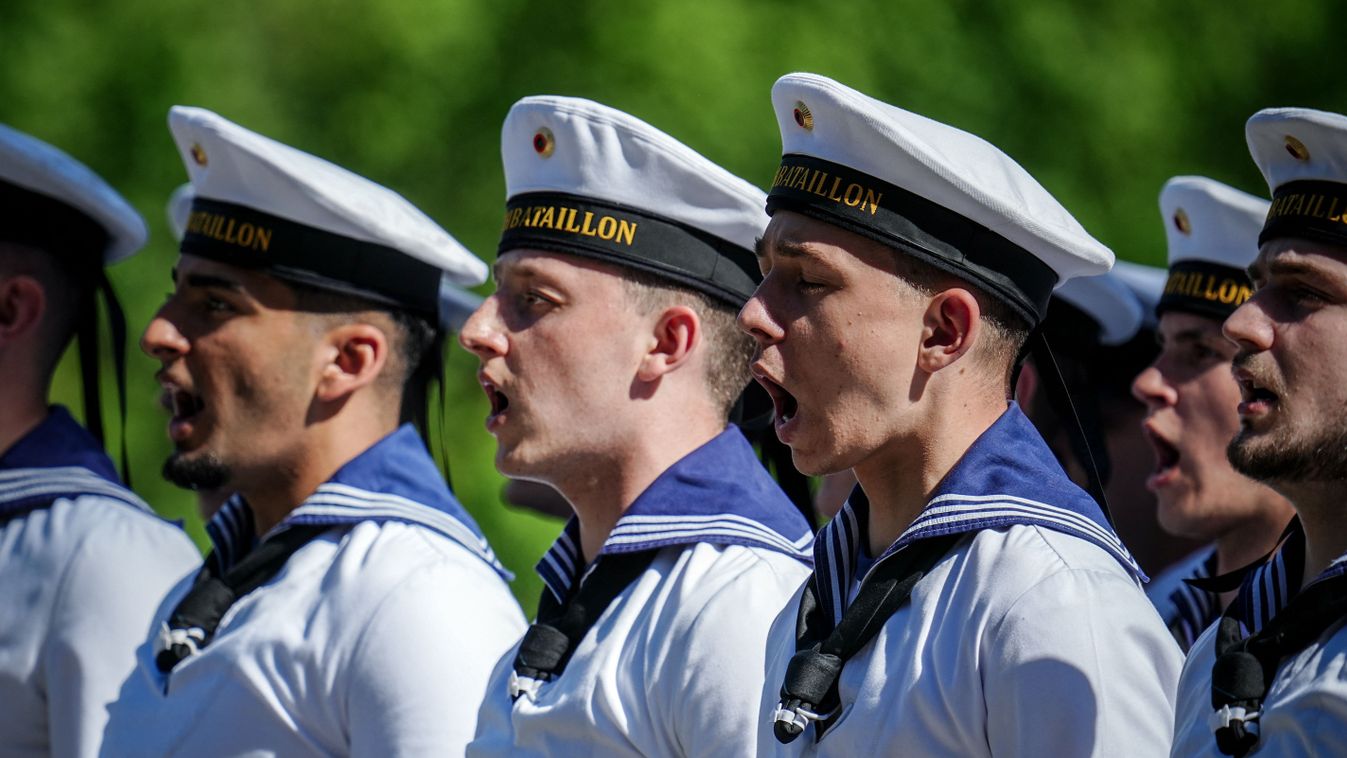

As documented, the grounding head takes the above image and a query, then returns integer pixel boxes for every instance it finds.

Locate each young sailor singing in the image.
[100,107,524,756]
[464,96,814,757]
[741,73,1182,757]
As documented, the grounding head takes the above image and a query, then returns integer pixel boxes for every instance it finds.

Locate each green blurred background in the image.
[3,0,1342,612]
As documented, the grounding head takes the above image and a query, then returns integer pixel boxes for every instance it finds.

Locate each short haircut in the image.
[284,281,440,413]
[0,241,97,380]
[884,242,1032,391]
[619,268,754,419]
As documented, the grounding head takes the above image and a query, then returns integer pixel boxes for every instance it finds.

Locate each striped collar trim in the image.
[0,466,148,516]
[536,511,813,603]
[1167,548,1219,650]
[206,483,512,581]
[812,491,1144,628]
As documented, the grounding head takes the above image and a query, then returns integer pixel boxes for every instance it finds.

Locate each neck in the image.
[0,389,49,460]
[1279,481,1347,587]
[854,392,1007,557]
[1213,498,1295,606]
[556,415,723,565]
[243,410,400,536]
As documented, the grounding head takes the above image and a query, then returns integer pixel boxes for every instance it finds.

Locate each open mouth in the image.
[1236,378,1279,408]
[755,375,799,424]
[1145,428,1180,475]
[159,386,206,443]
[480,377,511,425]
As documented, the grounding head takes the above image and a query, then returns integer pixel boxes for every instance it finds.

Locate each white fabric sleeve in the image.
[43,501,200,758]
[345,557,525,758]
[983,568,1184,758]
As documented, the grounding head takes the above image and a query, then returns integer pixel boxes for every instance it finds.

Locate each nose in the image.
[737,289,784,346]
[1222,298,1274,354]
[1131,363,1176,410]
[457,296,508,360]
[140,310,189,362]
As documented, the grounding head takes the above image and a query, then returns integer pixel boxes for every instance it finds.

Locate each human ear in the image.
[314,322,390,402]
[0,276,46,349]
[917,288,979,373]
[636,305,700,382]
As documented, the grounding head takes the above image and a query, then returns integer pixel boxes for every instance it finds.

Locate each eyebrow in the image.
[756,237,819,261]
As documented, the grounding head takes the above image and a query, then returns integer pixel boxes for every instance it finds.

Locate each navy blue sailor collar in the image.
[536,425,814,603]
[0,405,148,516]
[206,423,511,580]
[1229,518,1310,635]
[812,402,1142,626]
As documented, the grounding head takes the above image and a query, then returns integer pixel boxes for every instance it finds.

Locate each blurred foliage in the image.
[2,0,1342,612]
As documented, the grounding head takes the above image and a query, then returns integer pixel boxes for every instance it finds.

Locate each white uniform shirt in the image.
[758,405,1184,757]
[469,427,814,758]
[100,425,526,757]
[0,407,201,758]
[1171,523,1347,757]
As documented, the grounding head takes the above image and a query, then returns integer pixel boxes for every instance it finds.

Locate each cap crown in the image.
[0,123,147,264]
[168,106,486,289]
[1160,176,1267,269]
[499,96,766,305]
[769,73,1113,324]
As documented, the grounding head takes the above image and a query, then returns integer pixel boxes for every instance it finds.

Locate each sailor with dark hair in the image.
[101,107,524,755]
[741,73,1182,756]
[1130,177,1293,654]
[1172,108,1347,757]
[464,95,813,757]
[0,124,201,757]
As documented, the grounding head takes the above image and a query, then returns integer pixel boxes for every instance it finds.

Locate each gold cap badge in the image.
[190,143,208,167]
[1173,208,1192,235]
[793,101,814,131]
[1284,135,1310,162]
[533,127,555,159]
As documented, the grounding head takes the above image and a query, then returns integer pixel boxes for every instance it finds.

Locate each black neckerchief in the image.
[1209,565,1347,756]
[155,524,329,673]
[772,525,961,744]
[509,549,659,702]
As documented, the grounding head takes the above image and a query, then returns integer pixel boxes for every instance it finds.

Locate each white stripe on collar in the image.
[0,466,149,512]
[204,483,511,580]
[286,482,509,578]
[912,494,1139,573]
[605,513,813,558]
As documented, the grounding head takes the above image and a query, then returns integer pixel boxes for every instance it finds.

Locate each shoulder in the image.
[935,525,1170,646]
[35,495,200,586]
[317,521,524,645]
[654,542,810,615]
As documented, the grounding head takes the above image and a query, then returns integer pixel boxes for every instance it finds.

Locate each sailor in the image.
[0,125,201,757]
[463,95,814,757]
[1171,109,1347,757]
[1029,266,1207,575]
[100,107,525,755]
[1131,177,1294,653]
[741,73,1183,756]
[161,183,486,521]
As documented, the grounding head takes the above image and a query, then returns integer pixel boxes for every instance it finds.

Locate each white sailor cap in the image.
[0,123,147,264]
[767,73,1114,327]
[1157,176,1267,319]
[168,106,487,319]
[1054,271,1144,346]
[500,95,766,306]
[1247,107,1347,250]
[165,182,483,330]
[1110,260,1166,330]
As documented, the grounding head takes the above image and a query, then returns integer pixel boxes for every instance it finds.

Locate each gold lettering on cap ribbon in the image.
[501,204,638,246]
[186,210,273,252]
[770,164,884,216]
